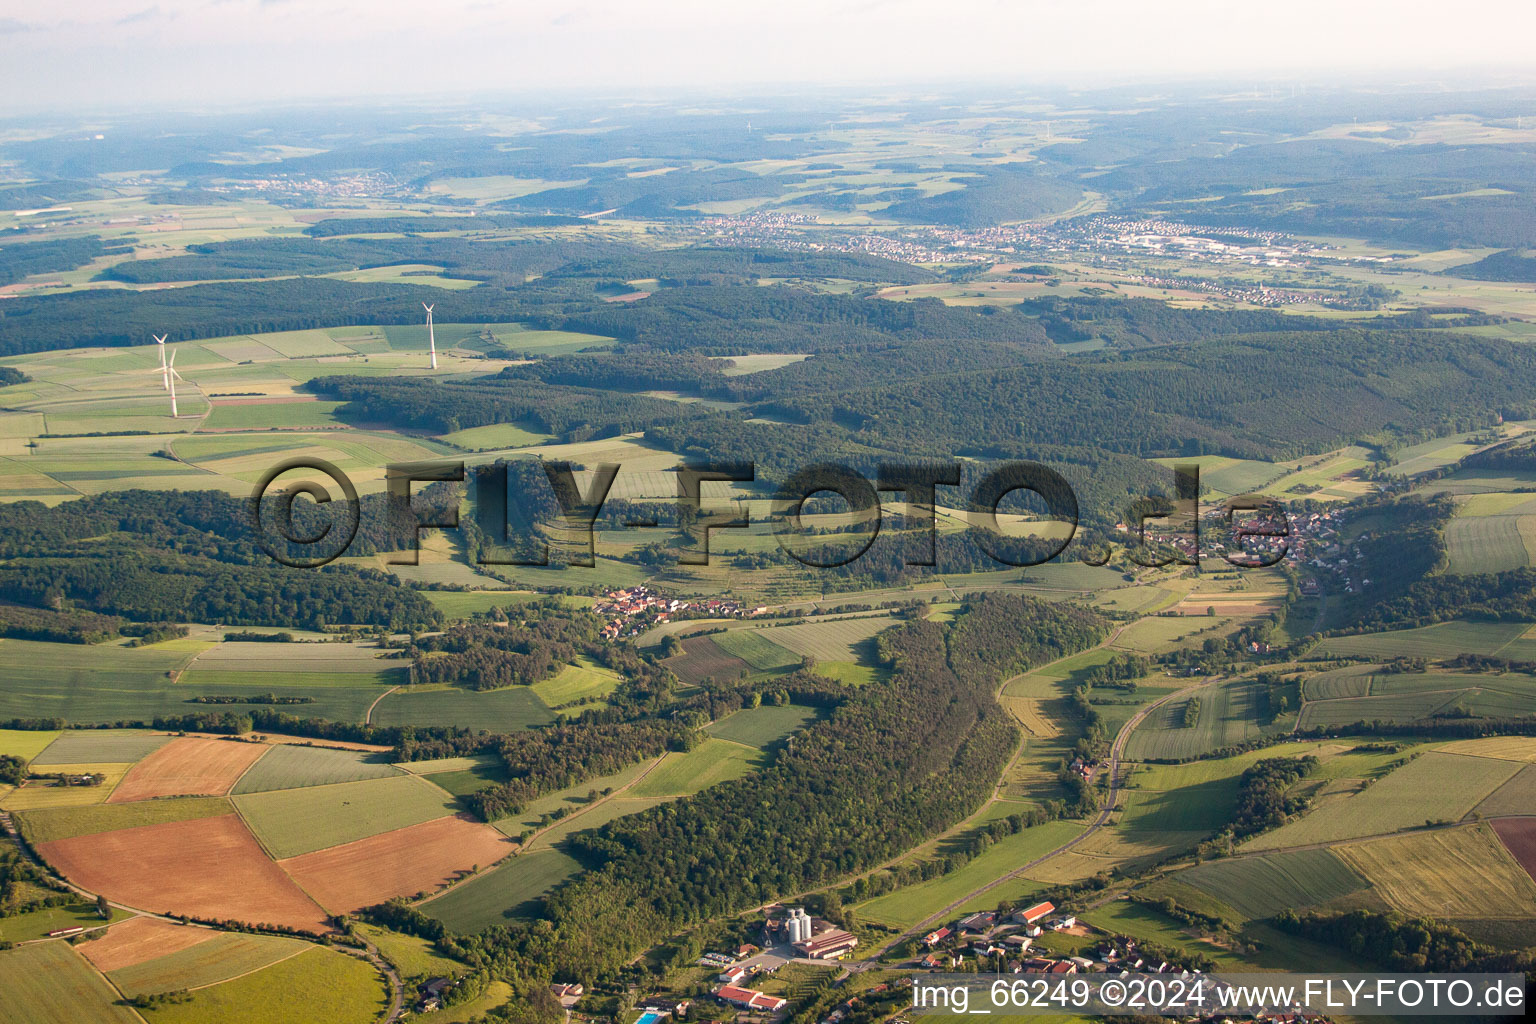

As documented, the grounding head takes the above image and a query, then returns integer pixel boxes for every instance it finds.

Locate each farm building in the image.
[716,985,787,1012]
[957,911,996,933]
[1012,901,1055,925]
[794,927,858,960]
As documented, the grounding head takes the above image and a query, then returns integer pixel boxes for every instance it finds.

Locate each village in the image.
[594,586,767,640]
[569,901,1332,1024]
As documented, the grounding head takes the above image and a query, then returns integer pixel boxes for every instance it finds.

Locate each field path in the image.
[364,685,400,725]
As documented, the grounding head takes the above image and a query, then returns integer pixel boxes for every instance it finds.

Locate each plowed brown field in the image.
[39,814,331,933]
[279,814,514,914]
[107,738,271,803]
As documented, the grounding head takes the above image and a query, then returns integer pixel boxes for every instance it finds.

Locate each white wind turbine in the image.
[166,348,186,418]
[423,302,438,370]
[154,334,170,390]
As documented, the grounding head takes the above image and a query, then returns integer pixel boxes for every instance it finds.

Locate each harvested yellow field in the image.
[1000,695,1060,739]
[1337,825,1536,919]
[1437,736,1536,764]
[0,764,132,810]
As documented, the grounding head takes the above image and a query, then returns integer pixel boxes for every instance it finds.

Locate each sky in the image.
[2,0,1534,112]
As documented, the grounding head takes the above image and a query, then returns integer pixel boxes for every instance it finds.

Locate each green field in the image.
[1444,513,1533,574]
[422,590,562,620]
[109,931,312,997]
[138,946,387,1024]
[710,629,803,671]
[0,942,141,1024]
[1304,665,1375,700]
[232,775,457,858]
[1110,614,1240,655]
[0,901,128,943]
[354,923,463,982]
[439,423,551,448]
[1119,773,1239,834]
[0,640,392,726]
[230,744,404,794]
[420,848,583,933]
[702,703,818,748]
[1299,668,1536,728]
[13,797,232,844]
[856,820,1087,929]
[394,755,498,775]
[812,661,887,686]
[628,739,767,798]
[1123,678,1283,761]
[367,685,555,732]
[201,399,344,430]
[753,615,898,662]
[524,796,663,850]
[1314,620,1531,660]
[1243,752,1523,852]
[1299,691,1462,729]
[1175,848,1371,921]
[31,728,172,765]
[422,762,513,798]
[490,758,658,838]
[530,657,621,708]
[0,728,62,761]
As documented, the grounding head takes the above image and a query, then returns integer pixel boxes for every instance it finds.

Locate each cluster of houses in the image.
[1198,505,1347,572]
[595,586,765,640]
[917,903,1090,974]
[915,903,1226,985]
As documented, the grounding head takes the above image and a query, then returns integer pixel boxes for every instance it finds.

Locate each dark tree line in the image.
[0,490,442,630]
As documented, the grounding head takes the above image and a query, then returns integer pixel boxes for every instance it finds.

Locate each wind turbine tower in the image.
[166,349,185,418]
[423,303,438,370]
[154,334,170,390]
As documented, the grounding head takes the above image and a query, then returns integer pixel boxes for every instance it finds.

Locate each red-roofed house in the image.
[716,986,787,1012]
[1013,901,1055,925]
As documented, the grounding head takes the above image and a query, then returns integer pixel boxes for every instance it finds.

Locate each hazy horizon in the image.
[3,0,1534,114]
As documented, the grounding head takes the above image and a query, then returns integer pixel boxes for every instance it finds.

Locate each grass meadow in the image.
[137,947,386,1024]
[420,848,583,933]
[233,775,457,858]
[0,942,141,1024]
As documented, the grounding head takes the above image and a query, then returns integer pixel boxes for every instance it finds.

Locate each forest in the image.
[384,595,1111,988]
[407,611,604,690]
[0,490,442,630]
